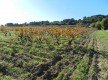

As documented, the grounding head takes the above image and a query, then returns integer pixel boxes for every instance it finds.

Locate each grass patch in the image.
[96,30,108,52]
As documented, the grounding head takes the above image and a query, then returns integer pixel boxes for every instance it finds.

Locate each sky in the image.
[0,0,108,25]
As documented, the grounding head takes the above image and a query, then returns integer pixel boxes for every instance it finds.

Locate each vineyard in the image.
[0,26,108,80]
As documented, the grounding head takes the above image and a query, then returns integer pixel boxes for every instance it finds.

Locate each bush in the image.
[90,23,95,28]
[101,18,108,30]
[95,22,102,30]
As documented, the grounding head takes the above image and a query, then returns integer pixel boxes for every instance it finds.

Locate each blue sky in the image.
[0,0,108,24]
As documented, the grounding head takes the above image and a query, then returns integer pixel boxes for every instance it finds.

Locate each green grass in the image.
[96,30,108,52]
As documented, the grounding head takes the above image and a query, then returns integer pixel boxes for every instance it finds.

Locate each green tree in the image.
[5,23,14,26]
[51,21,60,25]
[95,22,102,30]
[101,18,108,30]
[61,18,77,25]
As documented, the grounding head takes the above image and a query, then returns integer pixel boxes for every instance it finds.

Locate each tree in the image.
[101,18,108,30]
[82,15,106,24]
[95,22,102,30]
[14,23,19,26]
[41,21,50,25]
[51,21,60,25]
[5,23,14,26]
[61,18,77,25]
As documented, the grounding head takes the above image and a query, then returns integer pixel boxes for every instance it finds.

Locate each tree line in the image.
[4,18,77,26]
[2,14,108,29]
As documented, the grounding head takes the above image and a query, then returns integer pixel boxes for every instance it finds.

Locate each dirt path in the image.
[79,31,108,80]
[95,31,108,80]
[86,31,108,80]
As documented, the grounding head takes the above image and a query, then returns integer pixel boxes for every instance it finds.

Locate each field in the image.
[0,26,108,80]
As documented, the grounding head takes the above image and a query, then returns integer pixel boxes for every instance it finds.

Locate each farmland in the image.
[0,26,108,80]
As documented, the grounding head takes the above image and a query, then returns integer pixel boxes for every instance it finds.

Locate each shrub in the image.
[90,23,95,28]
[95,22,102,30]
